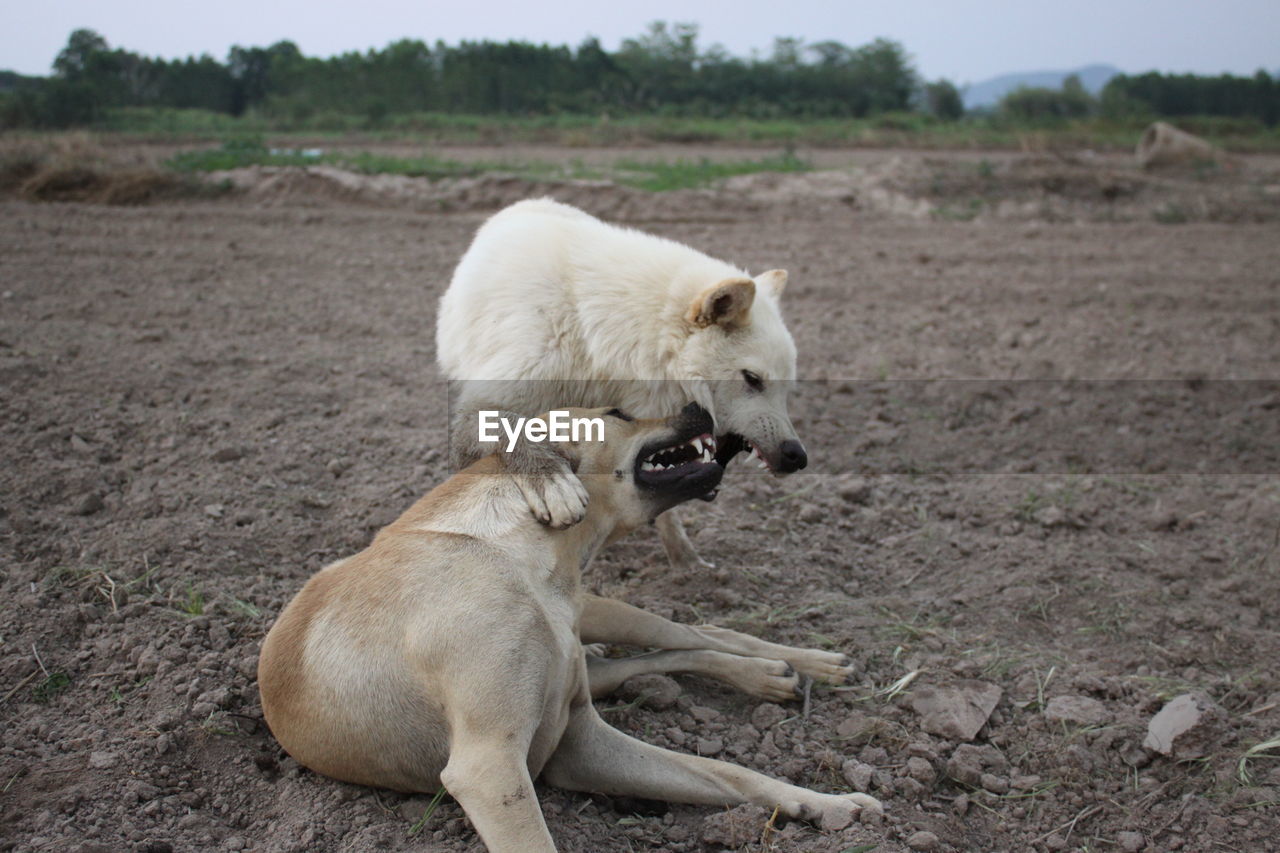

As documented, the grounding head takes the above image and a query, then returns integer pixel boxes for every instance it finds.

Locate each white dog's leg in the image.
[543,704,881,830]
[655,509,715,570]
[448,385,588,530]
[580,595,854,687]
[585,649,801,701]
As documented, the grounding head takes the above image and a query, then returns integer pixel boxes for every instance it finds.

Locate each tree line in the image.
[1,25,1275,130]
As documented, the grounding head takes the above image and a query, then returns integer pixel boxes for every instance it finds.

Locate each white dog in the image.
[437,198,808,570]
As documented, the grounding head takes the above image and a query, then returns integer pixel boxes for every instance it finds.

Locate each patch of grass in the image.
[224,596,262,620]
[1076,599,1133,638]
[613,152,809,191]
[933,197,984,221]
[874,606,948,643]
[177,584,205,616]
[1153,203,1190,224]
[166,137,811,192]
[199,710,239,737]
[32,671,70,703]
[407,786,449,837]
[1130,673,1199,701]
[1237,735,1280,785]
[89,106,1280,151]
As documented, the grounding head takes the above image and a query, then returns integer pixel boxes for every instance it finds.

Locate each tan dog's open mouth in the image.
[634,407,723,502]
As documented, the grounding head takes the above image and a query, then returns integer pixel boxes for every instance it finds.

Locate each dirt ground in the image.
[2,146,1279,853]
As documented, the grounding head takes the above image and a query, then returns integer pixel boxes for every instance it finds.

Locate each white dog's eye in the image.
[742,370,764,391]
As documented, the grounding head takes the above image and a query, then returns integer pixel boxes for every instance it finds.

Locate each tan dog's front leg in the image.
[580,595,853,689]
[441,737,557,853]
[543,704,881,830]
[586,649,801,702]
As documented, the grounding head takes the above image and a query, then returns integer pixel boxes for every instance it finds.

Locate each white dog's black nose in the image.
[778,440,807,473]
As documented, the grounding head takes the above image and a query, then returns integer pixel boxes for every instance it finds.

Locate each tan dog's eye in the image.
[742,370,764,392]
[604,408,634,421]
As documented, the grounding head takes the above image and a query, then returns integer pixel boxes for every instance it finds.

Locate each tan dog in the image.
[258,404,880,852]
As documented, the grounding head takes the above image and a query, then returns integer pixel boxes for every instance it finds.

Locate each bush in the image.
[999,75,1095,123]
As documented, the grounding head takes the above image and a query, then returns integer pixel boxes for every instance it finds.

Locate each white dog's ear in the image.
[688,277,755,328]
[756,269,788,298]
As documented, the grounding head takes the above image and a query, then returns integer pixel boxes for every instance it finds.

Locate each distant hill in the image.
[962,64,1121,110]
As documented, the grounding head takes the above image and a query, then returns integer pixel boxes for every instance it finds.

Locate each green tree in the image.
[999,74,1095,121]
[924,79,964,119]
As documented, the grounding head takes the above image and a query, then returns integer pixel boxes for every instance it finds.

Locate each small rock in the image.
[1045,833,1068,850]
[1044,695,1109,726]
[1146,504,1178,531]
[909,679,1002,741]
[895,776,926,800]
[906,756,936,786]
[397,798,430,822]
[1010,773,1042,791]
[1117,830,1146,852]
[1033,505,1067,527]
[689,705,720,723]
[73,494,104,516]
[196,687,232,709]
[906,830,940,851]
[1144,693,1225,757]
[154,735,172,756]
[87,751,118,769]
[326,457,352,476]
[841,760,874,792]
[747,701,788,727]
[799,504,824,524]
[700,803,769,848]
[835,713,869,739]
[616,674,681,711]
[211,447,245,463]
[946,744,1009,787]
[696,737,723,756]
[837,476,873,505]
[980,772,1009,794]
[203,503,225,519]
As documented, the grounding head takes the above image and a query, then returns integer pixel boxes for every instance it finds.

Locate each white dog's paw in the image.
[515,467,589,529]
[784,648,854,685]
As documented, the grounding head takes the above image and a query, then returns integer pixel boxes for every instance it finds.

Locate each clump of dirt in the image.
[15,165,183,205]
[204,152,1280,224]
[0,136,207,206]
[864,153,1280,223]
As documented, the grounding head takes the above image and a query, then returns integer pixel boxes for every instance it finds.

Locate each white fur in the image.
[436,199,799,437]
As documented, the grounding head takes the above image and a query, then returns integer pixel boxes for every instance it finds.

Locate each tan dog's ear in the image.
[756,269,787,298]
[688,277,755,328]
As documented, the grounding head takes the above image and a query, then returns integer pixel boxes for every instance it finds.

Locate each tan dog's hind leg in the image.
[586,650,800,702]
[544,704,881,831]
[655,509,713,570]
[581,595,853,689]
[440,736,556,853]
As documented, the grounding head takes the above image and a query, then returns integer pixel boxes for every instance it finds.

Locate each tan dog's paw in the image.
[514,468,589,529]
[815,792,884,831]
[784,648,854,685]
[721,656,801,702]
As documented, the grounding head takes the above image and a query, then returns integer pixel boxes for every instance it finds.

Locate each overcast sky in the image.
[6,0,1277,83]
